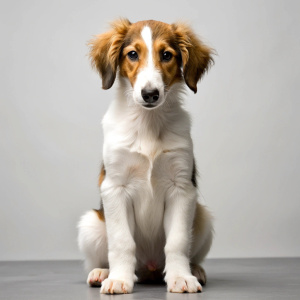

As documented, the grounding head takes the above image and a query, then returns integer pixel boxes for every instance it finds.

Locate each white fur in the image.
[77,211,108,271]
[78,25,213,294]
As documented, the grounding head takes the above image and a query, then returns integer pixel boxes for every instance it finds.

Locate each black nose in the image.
[141,89,159,103]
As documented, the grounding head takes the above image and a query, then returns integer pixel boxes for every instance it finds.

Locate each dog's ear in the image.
[89,19,131,90]
[172,23,214,93]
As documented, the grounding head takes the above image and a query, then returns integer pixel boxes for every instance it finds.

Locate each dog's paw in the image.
[87,268,109,287]
[100,278,134,294]
[167,275,202,293]
[191,264,207,285]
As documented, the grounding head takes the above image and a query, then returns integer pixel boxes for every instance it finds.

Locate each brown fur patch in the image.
[153,39,182,89]
[119,38,148,86]
[93,208,105,222]
[98,164,106,187]
[89,18,131,89]
[171,23,214,93]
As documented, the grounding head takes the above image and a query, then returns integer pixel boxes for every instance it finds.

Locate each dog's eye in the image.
[162,51,173,62]
[127,51,138,61]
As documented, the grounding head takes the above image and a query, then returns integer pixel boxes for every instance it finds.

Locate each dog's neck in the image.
[102,81,191,159]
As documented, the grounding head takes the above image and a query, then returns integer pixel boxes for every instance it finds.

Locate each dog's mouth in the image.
[142,104,156,109]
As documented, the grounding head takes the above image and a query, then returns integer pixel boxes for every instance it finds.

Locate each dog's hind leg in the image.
[77,209,109,286]
[190,203,214,286]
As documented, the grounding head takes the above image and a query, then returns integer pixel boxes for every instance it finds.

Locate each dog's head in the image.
[89,19,214,109]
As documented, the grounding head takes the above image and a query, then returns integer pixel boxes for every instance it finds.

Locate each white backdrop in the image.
[1,0,299,260]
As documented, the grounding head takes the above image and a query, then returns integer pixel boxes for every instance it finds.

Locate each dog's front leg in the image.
[164,183,202,293]
[100,179,136,294]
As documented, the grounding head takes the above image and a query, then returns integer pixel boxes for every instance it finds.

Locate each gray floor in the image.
[0,258,299,300]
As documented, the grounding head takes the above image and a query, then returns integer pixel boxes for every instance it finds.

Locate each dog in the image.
[77,18,214,294]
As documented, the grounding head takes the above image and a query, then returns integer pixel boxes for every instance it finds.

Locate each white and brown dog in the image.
[78,19,214,294]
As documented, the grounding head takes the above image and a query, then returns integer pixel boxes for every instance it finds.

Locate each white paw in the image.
[167,275,202,293]
[100,278,134,294]
[87,268,109,287]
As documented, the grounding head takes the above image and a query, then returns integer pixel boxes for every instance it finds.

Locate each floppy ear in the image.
[89,19,131,89]
[172,23,214,93]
